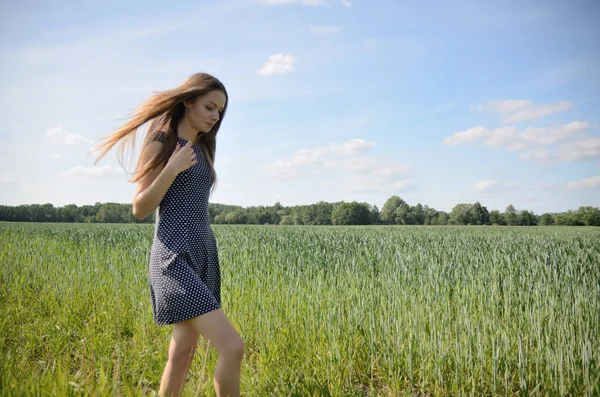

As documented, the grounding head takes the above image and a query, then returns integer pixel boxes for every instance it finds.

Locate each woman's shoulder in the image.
[149,130,166,143]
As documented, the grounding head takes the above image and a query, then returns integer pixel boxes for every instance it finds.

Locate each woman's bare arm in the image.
[132,141,178,220]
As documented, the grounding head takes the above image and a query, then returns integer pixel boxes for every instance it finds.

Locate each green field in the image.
[1,223,598,396]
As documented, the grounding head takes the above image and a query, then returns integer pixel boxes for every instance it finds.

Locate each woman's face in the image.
[185,90,227,133]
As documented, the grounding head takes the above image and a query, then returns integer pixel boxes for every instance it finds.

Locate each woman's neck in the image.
[177,118,197,142]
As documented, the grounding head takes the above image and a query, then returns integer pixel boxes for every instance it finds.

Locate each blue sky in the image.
[0,0,598,213]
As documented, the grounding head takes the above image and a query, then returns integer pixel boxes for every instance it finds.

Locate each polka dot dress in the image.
[147,131,221,325]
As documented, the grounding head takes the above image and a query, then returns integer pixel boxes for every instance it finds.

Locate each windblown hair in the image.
[92,73,228,188]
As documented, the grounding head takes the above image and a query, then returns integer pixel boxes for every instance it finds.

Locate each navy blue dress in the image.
[147,131,221,325]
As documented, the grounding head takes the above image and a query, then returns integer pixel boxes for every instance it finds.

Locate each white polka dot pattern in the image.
[147,131,221,325]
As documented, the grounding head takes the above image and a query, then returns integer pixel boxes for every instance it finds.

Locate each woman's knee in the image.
[185,309,244,361]
[219,334,244,361]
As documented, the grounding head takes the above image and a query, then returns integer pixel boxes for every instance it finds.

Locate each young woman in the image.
[92,73,243,397]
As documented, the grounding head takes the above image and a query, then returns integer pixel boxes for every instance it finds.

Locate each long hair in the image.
[91,73,228,188]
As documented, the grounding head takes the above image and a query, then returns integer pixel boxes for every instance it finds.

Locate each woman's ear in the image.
[183,98,195,109]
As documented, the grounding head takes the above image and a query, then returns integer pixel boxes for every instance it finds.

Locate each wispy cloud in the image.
[340,165,412,193]
[475,99,573,123]
[257,54,297,76]
[473,179,502,192]
[444,121,599,163]
[472,180,554,193]
[565,175,600,191]
[65,165,123,177]
[310,26,341,35]
[46,126,93,145]
[443,126,486,146]
[259,139,412,193]
[259,139,375,179]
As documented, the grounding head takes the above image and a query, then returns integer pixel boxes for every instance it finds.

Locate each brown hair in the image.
[91,72,228,188]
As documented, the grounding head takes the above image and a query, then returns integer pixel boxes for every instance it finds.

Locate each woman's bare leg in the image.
[186,309,244,397]
[159,321,200,397]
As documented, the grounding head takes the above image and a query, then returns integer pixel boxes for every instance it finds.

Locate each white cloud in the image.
[444,121,598,163]
[475,99,573,123]
[554,136,600,162]
[259,139,375,179]
[65,165,124,177]
[259,139,411,194]
[340,0,352,6]
[443,126,486,146]
[310,26,341,35]
[295,138,374,161]
[51,153,62,159]
[46,126,93,145]
[474,180,500,192]
[257,54,296,76]
[472,180,555,194]
[565,175,600,191]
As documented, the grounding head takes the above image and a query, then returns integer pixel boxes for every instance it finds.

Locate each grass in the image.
[1,222,599,396]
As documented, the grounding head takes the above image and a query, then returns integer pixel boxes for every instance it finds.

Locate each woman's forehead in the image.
[202,90,227,107]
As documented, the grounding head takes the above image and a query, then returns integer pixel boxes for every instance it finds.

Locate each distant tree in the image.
[313,201,333,225]
[331,202,371,225]
[553,212,570,226]
[395,204,414,224]
[410,203,425,225]
[539,213,554,226]
[225,210,248,224]
[369,204,380,225]
[469,202,490,225]
[577,206,600,226]
[279,215,294,225]
[450,203,473,225]
[214,214,226,224]
[518,210,537,226]
[423,205,439,225]
[0,200,597,227]
[437,211,449,225]
[489,210,505,225]
[380,196,406,224]
[95,203,123,223]
[504,204,518,226]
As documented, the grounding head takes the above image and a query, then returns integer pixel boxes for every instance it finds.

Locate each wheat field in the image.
[1,223,598,396]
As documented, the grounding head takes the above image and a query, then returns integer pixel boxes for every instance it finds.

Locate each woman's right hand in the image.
[166,141,197,175]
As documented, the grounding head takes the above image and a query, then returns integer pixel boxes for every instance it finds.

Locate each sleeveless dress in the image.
[147,131,221,325]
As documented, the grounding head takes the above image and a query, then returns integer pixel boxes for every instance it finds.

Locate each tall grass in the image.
[1,223,598,395]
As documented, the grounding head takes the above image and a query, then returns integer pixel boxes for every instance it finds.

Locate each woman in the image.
[92,73,243,397]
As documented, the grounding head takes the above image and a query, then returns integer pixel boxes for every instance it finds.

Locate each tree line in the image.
[1,196,598,226]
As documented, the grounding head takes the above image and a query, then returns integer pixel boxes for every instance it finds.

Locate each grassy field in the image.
[1,222,598,396]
